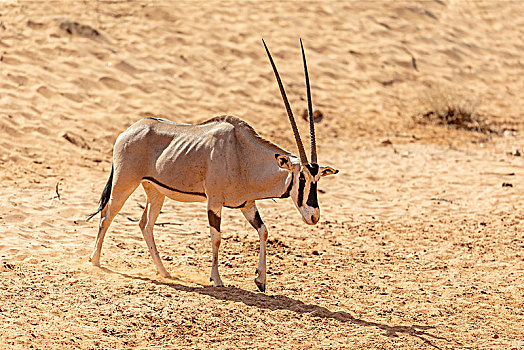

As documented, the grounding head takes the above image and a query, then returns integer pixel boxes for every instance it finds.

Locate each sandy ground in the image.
[1,1,523,349]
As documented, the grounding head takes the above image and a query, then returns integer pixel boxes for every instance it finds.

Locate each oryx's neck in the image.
[236,126,295,200]
[245,151,293,200]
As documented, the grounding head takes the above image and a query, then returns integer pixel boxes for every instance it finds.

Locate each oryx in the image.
[87,39,338,292]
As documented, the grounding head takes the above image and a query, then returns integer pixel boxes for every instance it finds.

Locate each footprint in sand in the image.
[61,92,83,103]
[1,55,21,65]
[99,76,127,91]
[7,73,28,86]
[36,85,55,99]
[115,60,141,77]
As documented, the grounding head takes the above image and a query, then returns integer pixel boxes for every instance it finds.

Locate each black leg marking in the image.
[250,211,263,230]
[255,280,266,293]
[208,210,221,232]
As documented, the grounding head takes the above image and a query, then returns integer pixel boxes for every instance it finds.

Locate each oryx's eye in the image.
[299,173,306,184]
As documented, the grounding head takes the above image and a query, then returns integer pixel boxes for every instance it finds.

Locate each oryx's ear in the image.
[320,166,339,177]
[275,154,293,171]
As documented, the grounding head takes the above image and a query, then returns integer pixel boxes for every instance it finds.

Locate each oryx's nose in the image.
[310,213,319,225]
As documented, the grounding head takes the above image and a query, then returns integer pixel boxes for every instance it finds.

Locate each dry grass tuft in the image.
[412,88,494,134]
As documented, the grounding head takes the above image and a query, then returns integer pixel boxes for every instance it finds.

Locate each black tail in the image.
[86,166,114,221]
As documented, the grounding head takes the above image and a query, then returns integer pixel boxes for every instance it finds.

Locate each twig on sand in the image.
[480,172,515,176]
[430,197,453,203]
[55,182,61,201]
[50,182,63,205]
[155,222,183,227]
[126,217,181,226]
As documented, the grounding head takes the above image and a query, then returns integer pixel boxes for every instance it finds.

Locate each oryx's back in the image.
[113,115,264,203]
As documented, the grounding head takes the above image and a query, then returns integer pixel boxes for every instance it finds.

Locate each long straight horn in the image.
[262,39,308,165]
[300,39,317,164]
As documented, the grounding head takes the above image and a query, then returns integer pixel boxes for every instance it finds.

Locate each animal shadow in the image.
[101,267,459,349]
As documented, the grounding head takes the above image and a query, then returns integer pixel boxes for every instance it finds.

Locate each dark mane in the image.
[143,116,189,125]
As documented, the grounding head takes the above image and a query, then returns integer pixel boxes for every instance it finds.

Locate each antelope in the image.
[87,39,338,292]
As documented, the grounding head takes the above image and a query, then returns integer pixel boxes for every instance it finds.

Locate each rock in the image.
[59,21,101,40]
[302,108,323,123]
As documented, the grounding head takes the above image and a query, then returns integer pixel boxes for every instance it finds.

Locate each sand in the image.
[0,1,523,349]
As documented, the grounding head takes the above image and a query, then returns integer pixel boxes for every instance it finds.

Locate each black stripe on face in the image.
[297,172,306,206]
[305,163,319,177]
[207,210,221,232]
[306,181,319,208]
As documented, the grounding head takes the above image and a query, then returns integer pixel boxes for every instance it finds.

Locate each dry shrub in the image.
[412,88,493,134]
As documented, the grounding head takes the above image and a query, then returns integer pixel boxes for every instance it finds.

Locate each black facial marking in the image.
[305,163,319,176]
[280,172,294,198]
[251,211,263,230]
[207,210,221,232]
[306,181,319,208]
[297,172,306,206]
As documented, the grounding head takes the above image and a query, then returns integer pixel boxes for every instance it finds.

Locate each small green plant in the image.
[412,88,493,134]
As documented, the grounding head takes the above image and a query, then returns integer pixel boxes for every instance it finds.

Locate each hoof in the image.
[255,279,266,293]
[211,277,224,287]
[89,257,100,267]
[157,268,171,278]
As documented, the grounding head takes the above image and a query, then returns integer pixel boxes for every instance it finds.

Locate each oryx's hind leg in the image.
[207,202,224,287]
[89,185,138,266]
[139,182,170,278]
[241,201,268,292]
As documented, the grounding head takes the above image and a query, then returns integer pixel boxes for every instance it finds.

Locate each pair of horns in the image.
[263,38,317,165]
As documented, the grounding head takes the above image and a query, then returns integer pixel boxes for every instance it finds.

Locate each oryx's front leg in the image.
[207,203,224,287]
[241,201,268,292]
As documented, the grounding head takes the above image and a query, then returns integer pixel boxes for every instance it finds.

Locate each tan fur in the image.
[89,114,337,290]
[89,116,295,288]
